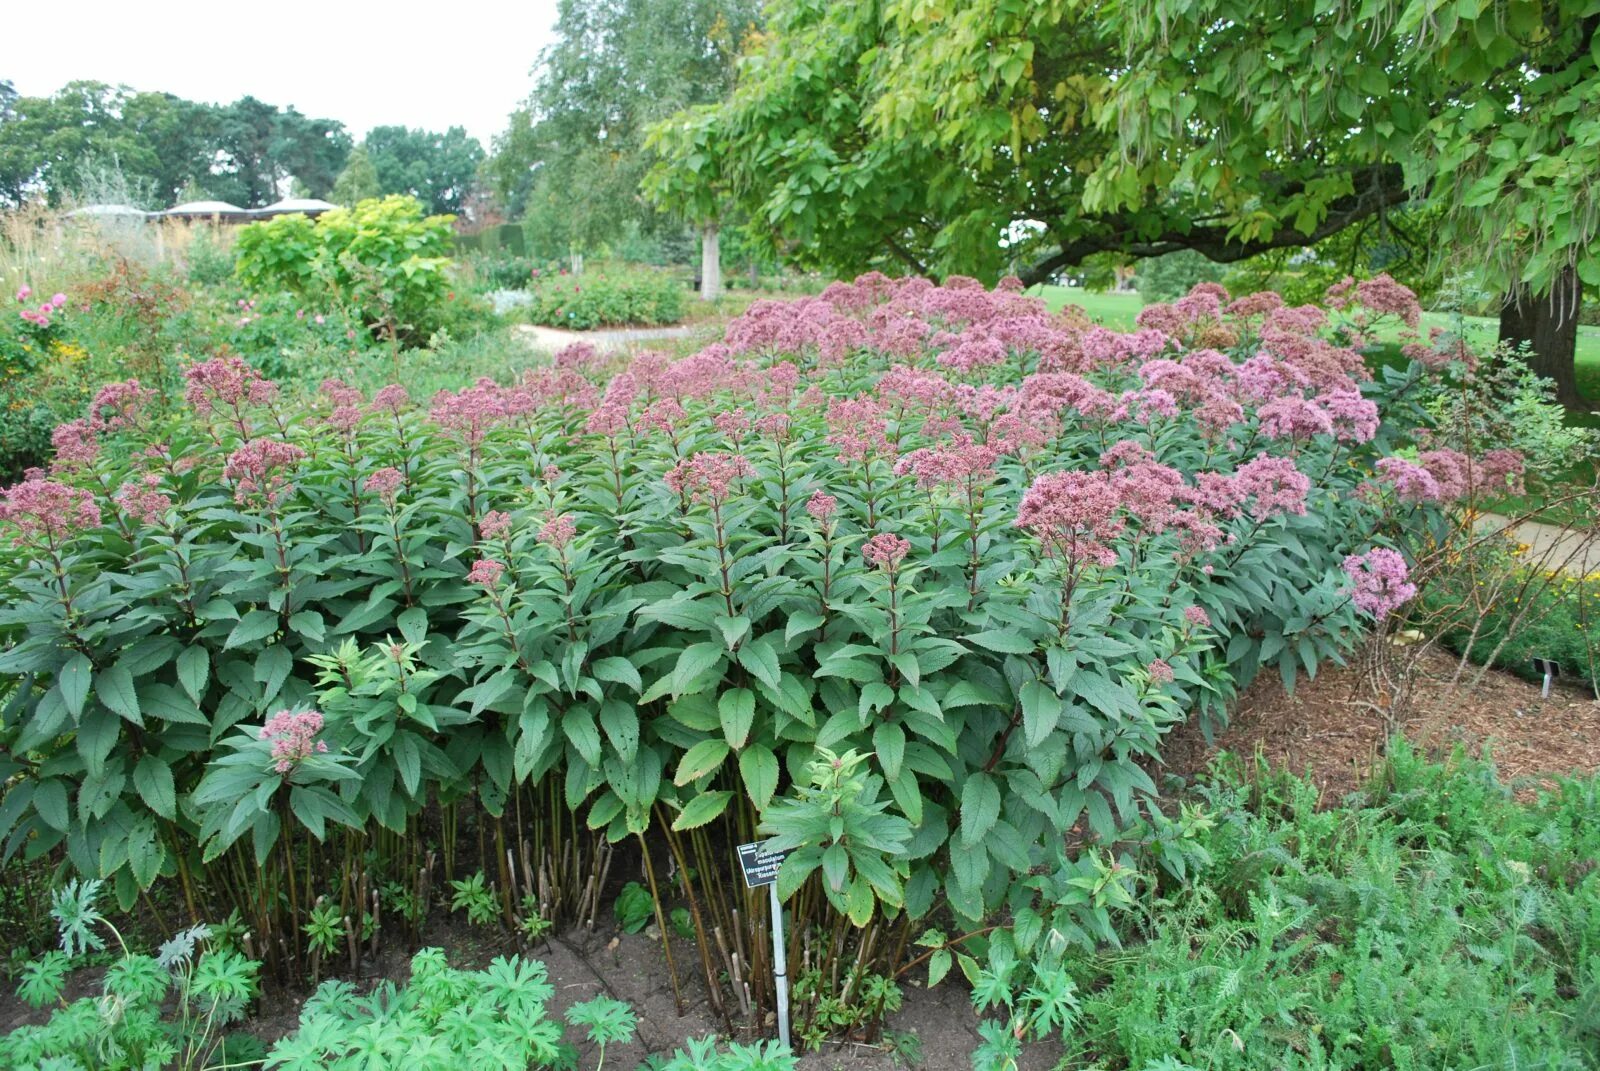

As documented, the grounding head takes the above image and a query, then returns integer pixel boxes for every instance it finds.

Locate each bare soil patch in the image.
[1161,645,1600,801]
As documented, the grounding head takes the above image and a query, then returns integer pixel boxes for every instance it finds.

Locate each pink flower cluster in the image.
[114,474,172,525]
[1015,469,1126,567]
[224,439,307,505]
[259,709,329,774]
[468,558,506,588]
[185,356,277,415]
[364,467,404,503]
[1374,448,1524,503]
[538,513,577,550]
[1343,548,1417,619]
[862,532,911,571]
[806,491,838,523]
[893,434,999,491]
[17,289,68,327]
[1325,273,1422,328]
[664,452,755,505]
[0,478,101,546]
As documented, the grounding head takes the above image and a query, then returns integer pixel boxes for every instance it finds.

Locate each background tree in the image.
[363,126,484,216]
[488,0,761,263]
[0,85,351,209]
[649,0,1598,401]
[1100,0,1600,405]
[209,97,351,206]
[331,144,381,207]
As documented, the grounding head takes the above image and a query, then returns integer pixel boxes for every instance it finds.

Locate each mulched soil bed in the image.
[1161,643,1600,801]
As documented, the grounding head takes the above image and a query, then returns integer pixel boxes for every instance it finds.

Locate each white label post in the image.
[736,840,794,1050]
[769,881,791,1049]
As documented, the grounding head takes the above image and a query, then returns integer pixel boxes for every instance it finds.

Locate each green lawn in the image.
[1025,284,1600,402]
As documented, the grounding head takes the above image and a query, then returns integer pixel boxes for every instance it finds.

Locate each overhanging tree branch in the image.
[1019,163,1410,286]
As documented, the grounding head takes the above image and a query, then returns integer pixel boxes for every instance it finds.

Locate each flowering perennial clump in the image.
[1,271,1479,975]
[259,710,329,774]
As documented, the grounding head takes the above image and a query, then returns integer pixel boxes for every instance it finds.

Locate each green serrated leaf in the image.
[671,790,733,831]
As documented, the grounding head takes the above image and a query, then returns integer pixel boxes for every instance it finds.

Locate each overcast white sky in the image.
[0,0,561,148]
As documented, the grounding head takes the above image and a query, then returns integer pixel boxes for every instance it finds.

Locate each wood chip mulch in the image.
[1159,645,1600,803]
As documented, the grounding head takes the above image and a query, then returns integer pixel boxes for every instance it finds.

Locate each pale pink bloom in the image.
[1343,548,1416,619]
[862,532,911,571]
[50,420,100,470]
[185,355,278,414]
[258,710,329,774]
[467,558,506,588]
[114,475,171,526]
[664,452,754,504]
[480,510,512,540]
[1184,606,1212,628]
[1015,469,1124,567]
[538,513,577,550]
[806,491,837,522]
[365,467,404,503]
[0,478,101,545]
[224,439,306,504]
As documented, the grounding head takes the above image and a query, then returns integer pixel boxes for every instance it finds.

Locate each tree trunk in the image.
[1499,263,1584,407]
[700,224,722,302]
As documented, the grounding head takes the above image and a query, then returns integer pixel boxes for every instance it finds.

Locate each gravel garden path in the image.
[516,322,702,352]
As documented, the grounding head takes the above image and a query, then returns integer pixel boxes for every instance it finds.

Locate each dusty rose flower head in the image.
[1374,457,1441,502]
[0,478,101,546]
[320,378,365,408]
[1183,605,1212,629]
[258,709,329,774]
[467,558,506,588]
[371,384,411,415]
[91,379,157,431]
[806,490,837,523]
[538,513,577,550]
[50,420,100,470]
[431,379,514,445]
[862,532,911,571]
[1147,658,1174,684]
[224,439,306,505]
[713,408,751,441]
[184,355,277,414]
[1231,455,1311,520]
[480,510,512,540]
[894,434,1000,490]
[1015,469,1125,567]
[364,467,404,503]
[664,452,755,504]
[1343,548,1417,619]
[114,474,171,525]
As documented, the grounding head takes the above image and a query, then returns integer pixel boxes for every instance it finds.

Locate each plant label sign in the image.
[736,841,792,889]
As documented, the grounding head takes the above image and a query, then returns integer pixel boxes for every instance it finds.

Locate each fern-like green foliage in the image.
[264,948,566,1070]
[646,1035,799,1071]
[0,885,259,1071]
[971,742,1600,1070]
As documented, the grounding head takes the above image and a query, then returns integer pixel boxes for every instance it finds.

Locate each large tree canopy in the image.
[363,125,484,216]
[647,0,1392,284]
[648,0,1598,396]
[487,0,761,256]
[1101,0,1600,401]
[0,83,351,208]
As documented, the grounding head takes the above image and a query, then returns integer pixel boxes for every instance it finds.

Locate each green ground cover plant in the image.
[966,743,1600,1070]
[526,264,685,328]
[0,271,1523,1027]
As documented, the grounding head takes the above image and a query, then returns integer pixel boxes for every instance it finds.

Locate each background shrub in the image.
[234,195,457,344]
[526,264,685,328]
